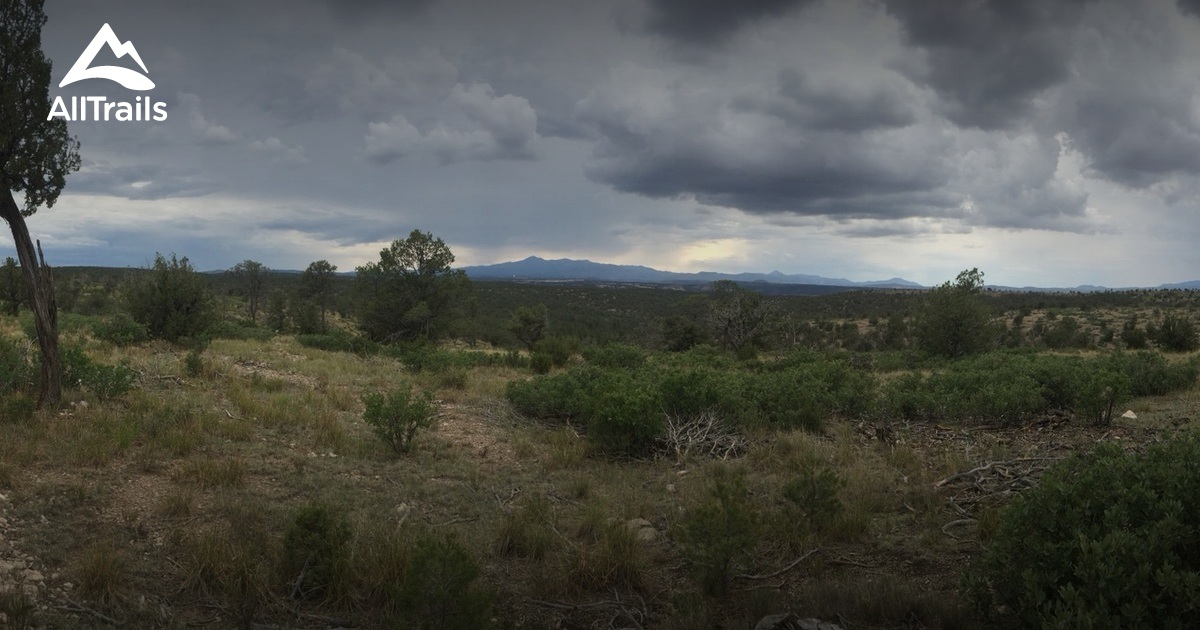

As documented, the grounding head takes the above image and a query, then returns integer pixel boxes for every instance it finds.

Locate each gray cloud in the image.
[734,68,920,132]
[67,160,217,200]
[642,0,815,45]
[29,0,1200,287]
[883,0,1094,129]
[365,82,540,164]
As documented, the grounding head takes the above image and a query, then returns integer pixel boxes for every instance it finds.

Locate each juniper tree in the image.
[1,0,83,406]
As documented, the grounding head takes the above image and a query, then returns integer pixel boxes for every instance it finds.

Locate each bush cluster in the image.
[972,432,1200,627]
[506,347,876,454]
[884,350,1199,425]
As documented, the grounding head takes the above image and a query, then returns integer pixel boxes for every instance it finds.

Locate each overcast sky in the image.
[13,0,1200,287]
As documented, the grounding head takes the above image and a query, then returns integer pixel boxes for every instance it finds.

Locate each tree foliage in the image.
[125,253,216,343]
[354,230,471,343]
[914,268,994,358]
[507,303,548,350]
[706,280,770,352]
[298,259,337,333]
[229,259,268,325]
[1,0,82,407]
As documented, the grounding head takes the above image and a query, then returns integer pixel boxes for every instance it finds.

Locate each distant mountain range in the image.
[460,256,924,289]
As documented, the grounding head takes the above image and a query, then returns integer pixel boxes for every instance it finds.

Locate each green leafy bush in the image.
[91,312,148,346]
[534,334,579,367]
[2,393,35,422]
[282,504,352,601]
[362,389,437,455]
[60,345,136,400]
[658,368,742,420]
[0,336,33,396]
[505,366,603,420]
[400,533,491,629]
[675,470,758,596]
[87,362,137,400]
[585,374,663,456]
[297,332,380,356]
[1151,313,1199,352]
[972,433,1200,627]
[582,342,646,370]
[124,253,216,343]
[529,352,553,375]
[782,464,843,533]
[1106,351,1199,397]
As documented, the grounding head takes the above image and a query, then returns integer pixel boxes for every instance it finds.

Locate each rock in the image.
[1122,410,1137,419]
[624,518,658,542]
[22,570,43,583]
[754,614,842,630]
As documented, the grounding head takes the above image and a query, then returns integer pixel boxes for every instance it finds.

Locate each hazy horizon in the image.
[10,0,1200,288]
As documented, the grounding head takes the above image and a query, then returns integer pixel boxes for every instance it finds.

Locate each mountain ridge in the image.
[461,256,924,289]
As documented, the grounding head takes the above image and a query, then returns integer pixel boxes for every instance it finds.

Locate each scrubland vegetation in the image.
[2,239,1200,628]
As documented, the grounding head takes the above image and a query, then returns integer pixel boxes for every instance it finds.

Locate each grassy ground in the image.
[0,318,1196,628]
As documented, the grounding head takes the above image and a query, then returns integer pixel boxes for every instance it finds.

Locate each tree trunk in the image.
[1,189,60,408]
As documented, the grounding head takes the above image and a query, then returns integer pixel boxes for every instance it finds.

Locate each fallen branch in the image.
[941,518,977,539]
[828,555,877,569]
[735,548,820,580]
[57,598,121,626]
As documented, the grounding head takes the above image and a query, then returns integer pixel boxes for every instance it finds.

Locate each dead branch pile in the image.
[934,456,1061,507]
[659,411,747,463]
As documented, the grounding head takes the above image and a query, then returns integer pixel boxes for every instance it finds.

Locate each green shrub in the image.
[124,253,216,343]
[529,352,553,375]
[1151,313,1199,352]
[582,342,646,370]
[535,335,579,367]
[675,470,758,596]
[505,367,602,420]
[362,389,438,455]
[972,433,1200,628]
[782,464,843,533]
[184,348,204,377]
[2,393,35,422]
[282,504,352,601]
[0,335,33,396]
[400,534,491,629]
[60,344,93,389]
[91,312,148,346]
[585,374,663,456]
[88,362,137,400]
[658,368,742,420]
[297,332,379,356]
[1107,351,1199,397]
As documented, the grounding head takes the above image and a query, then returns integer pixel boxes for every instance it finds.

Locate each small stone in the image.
[21,583,36,599]
[23,570,44,583]
[666,483,676,493]
[63,582,73,590]
[1122,409,1137,419]
[625,518,658,542]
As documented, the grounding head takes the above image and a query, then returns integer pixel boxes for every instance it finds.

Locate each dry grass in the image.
[2,316,1194,629]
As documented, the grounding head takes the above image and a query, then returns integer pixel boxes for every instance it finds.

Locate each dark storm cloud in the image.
[733,68,919,132]
[643,0,815,45]
[883,0,1093,129]
[1178,0,1200,16]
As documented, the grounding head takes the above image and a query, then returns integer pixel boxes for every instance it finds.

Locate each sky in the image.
[12,0,1200,287]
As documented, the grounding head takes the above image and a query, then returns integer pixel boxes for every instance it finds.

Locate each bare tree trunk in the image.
[1,189,60,408]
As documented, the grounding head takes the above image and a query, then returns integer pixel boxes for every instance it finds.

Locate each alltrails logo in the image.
[48,23,168,122]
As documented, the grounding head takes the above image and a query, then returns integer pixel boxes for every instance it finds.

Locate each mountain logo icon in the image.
[59,23,155,91]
